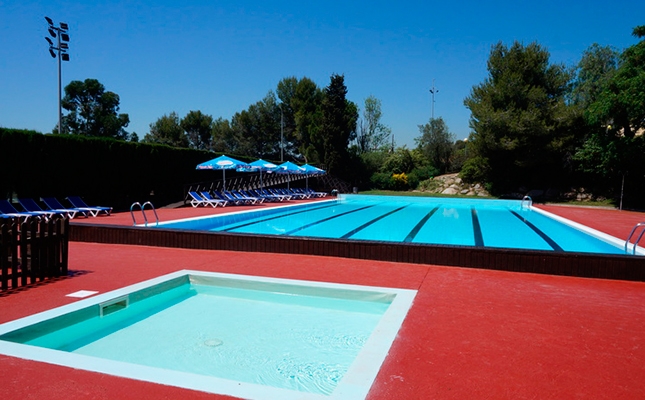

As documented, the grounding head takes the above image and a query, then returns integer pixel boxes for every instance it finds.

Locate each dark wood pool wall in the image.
[69,224,645,282]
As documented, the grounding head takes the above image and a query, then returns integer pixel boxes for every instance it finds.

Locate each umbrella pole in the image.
[223,169,226,192]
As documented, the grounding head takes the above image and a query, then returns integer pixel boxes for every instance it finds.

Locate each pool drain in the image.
[204,338,223,347]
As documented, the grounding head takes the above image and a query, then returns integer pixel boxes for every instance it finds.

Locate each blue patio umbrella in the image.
[249,159,278,189]
[301,164,326,190]
[196,155,251,192]
[276,161,305,189]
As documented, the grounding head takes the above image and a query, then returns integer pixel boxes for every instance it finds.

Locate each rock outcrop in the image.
[419,173,490,197]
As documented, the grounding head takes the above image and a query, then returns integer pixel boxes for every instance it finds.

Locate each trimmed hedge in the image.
[0,128,255,211]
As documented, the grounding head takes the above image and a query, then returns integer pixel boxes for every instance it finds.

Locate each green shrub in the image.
[460,156,488,184]
[392,173,409,190]
[407,165,439,189]
[370,172,394,190]
[418,178,440,192]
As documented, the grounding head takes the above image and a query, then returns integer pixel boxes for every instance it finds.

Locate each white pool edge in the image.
[151,198,339,227]
[532,207,645,256]
[0,270,417,400]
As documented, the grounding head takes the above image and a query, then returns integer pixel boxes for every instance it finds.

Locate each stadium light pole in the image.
[429,79,438,120]
[45,16,70,134]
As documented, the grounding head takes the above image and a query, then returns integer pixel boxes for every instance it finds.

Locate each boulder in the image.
[441,187,459,195]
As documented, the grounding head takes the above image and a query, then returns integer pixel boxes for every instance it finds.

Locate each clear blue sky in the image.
[1,1,643,147]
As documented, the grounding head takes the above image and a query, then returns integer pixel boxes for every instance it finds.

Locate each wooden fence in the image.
[0,216,69,291]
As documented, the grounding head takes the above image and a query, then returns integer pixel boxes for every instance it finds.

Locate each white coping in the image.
[151,198,338,227]
[0,270,417,400]
[532,207,645,256]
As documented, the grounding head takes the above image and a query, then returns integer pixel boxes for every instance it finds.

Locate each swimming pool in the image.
[157,195,632,255]
[0,271,416,399]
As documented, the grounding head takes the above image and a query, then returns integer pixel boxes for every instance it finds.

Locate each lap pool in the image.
[157,195,633,255]
[0,271,416,399]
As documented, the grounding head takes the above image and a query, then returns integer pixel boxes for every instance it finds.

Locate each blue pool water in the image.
[159,195,626,255]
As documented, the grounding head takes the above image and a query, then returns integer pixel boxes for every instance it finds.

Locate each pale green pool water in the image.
[1,275,395,396]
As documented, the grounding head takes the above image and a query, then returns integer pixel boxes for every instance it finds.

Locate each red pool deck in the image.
[1,203,645,399]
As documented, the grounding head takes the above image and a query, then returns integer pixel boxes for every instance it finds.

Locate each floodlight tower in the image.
[429,79,438,120]
[44,16,70,134]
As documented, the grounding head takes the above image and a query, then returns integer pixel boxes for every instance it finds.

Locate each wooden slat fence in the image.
[0,216,69,291]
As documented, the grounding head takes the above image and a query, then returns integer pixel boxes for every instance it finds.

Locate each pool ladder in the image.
[625,222,645,255]
[521,195,532,210]
[130,201,159,227]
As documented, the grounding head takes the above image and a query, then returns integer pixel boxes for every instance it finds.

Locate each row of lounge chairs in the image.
[188,188,327,208]
[0,197,112,221]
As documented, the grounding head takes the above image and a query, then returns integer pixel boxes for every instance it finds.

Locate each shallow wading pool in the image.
[0,271,416,399]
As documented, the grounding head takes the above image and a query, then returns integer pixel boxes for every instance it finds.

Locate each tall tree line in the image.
[143,74,358,174]
[461,25,645,206]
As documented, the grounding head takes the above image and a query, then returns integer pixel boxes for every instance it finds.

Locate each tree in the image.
[181,110,213,150]
[211,117,239,153]
[415,117,454,174]
[317,74,358,174]
[292,77,324,162]
[463,41,574,193]
[207,77,324,160]
[586,26,645,138]
[231,92,282,158]
[276,77,299,158]
[572,43,619,110]
[143,112,188,148]
[61,78,130,139]
[573,26,645,206]
[356,95,391,153]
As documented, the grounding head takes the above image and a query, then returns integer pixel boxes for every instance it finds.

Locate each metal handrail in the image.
[521,195,532,210]
[130,202,144,226]
[142,201,159,227]
[130,201,159,227]
[625,222,645,255]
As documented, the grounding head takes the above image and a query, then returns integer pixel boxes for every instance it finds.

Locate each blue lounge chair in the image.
[213,191,247,205]
[18,198,71,219]
[66,196,112,217]
[0,199,47,221]
[294,188,313,199]
[231,190,263,204]
[41,197,89,218]
[188,191,227,208]
[272,188,307,200]
[305,188,327,198]
[221,191,252,205]
[248,189,284,202]
[199,191,228,207]
[188,191,208,207]
[259,188,291,201]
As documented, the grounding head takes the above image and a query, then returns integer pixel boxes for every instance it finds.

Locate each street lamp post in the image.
[44,16,70,134]
[279,104,284,162]
[429,79,438,120]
